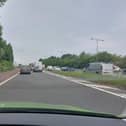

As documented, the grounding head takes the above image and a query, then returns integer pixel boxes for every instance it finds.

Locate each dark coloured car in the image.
[61,67,76,71]
[122,69,126,74]
[61,67,69,71]
[20,66,31,74]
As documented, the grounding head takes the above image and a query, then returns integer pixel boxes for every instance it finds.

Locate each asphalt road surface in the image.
[0,72,125,115]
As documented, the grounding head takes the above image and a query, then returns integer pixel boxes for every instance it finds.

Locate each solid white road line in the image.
[0,73,19,86]
[45,71,126,99]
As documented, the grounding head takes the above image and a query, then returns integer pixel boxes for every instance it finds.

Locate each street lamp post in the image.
[91,37,104,54]
[91,37,104,61]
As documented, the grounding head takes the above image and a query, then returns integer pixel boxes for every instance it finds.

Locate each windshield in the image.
[0,0,126,117]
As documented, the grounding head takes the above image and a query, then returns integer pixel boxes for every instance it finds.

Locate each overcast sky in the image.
[0,0,126,64]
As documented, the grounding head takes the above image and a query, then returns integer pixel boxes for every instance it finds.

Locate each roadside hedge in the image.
[0,60,14,72]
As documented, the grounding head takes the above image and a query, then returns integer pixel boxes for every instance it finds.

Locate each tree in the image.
[118,56,126,68]
[61,54,77,59]
[39,58,43,62]
[41,51,126,69]
[0,25,3,38]
[96,52,113,62]
[78,52,91,68]
[0,0,7,7]
[0,0,14,71]
[6,43,14,62]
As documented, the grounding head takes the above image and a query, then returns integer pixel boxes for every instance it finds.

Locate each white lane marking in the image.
[45,71,126,99]
[0,73,19,86]
[82,84,121,91]
[82,84,120,90]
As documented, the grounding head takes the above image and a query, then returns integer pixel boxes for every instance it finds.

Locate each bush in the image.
[0,60,14,72]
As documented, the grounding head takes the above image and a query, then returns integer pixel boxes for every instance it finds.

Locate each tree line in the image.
[0,0,14,71]
[0,26,13,63]
[40,51,126,69]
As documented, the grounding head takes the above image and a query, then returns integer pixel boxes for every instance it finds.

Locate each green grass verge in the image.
[53,71,126,89]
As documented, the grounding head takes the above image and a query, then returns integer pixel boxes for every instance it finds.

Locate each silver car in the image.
[20,66,31,74]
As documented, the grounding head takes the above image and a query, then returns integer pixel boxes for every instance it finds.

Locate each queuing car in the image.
[61,67,76,71]
[53,66,61,71]
[20,66,31,74]
[47,66,54,71]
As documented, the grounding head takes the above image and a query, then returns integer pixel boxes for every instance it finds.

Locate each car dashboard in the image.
[0,113,125,126]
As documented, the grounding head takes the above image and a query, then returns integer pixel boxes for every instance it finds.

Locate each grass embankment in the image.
[53,71,126,89]
[0,61,14,72]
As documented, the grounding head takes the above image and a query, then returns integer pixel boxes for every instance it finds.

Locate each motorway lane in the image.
[0,72,125,115]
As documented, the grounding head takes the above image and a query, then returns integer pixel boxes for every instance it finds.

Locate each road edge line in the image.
[45,71,126,99]
[0,72,19,86]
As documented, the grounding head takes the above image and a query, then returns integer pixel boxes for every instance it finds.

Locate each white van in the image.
[33,62,43,72]
[87,62,113,74]
[47,66,53,71]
